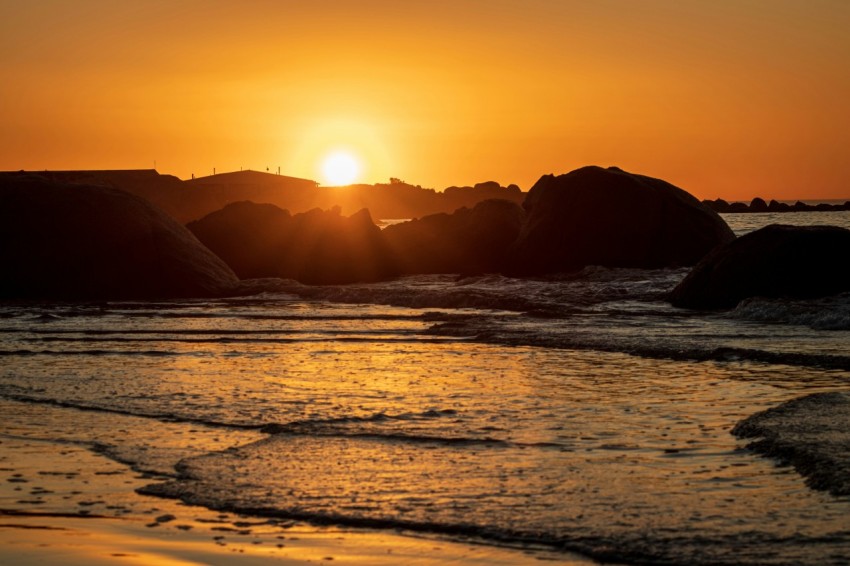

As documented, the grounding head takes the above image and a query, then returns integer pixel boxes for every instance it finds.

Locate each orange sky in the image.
[2,0,849,200]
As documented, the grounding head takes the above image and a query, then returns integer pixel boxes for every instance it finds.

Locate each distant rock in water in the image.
[702,197,850,213]
[733,392,850,496]
[188,202,395,284]
[670,224,850,310]
[0,174,239,300]
[749,197,768,212]
[506,166,734,275]
[767,199,791,212]
[384,199,525,275]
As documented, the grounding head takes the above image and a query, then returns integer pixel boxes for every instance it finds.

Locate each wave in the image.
[0,328,421,335]
[0,348,178,357]
[0,392,263,430]
[728,294,850,330]
[0,393,562,453]
[0,336,466,349]
[426,320,850,371]
[733,392,850,496]
[263,270,684,313]
[138,432,850,566]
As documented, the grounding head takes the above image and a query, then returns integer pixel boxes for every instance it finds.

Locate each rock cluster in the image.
[188,203,395,284]
[704,197,850,213]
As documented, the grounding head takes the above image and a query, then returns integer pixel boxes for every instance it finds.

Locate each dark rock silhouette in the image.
[749,197,768,212]
[0,174,239,300]
[384,199,525,275]
[768,199,791,212]
[0,170,526,224]
[506,166,735,275]
[281,207,396,284]
[670,224,850,310]
[188,202,395,284]
[186,201,292,279]
[702,197,850,214]
[705,198,731,213]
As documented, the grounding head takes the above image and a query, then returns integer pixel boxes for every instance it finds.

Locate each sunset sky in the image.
[2,0,849,200]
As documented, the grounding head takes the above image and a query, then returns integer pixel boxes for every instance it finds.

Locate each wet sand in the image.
[0,436,593,565]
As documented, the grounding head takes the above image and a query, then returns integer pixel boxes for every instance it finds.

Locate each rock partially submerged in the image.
[733,392,850,496]
[188,202,395,284]
[384,199,525,275]
[507,166,734,275]
[0,174,239,300]
[703,197,850,214]
[671,224,850,310]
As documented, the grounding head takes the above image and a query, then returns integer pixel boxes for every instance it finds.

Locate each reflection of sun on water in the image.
[321,150,361,185]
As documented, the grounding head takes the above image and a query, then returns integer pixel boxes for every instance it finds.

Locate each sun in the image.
[321,150,361,185]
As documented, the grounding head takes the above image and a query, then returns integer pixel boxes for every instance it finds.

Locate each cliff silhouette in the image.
[0,169,523,223]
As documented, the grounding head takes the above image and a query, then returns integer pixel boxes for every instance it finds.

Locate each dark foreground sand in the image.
[0,436,592,565]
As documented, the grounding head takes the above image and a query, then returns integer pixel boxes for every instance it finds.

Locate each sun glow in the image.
[321,150,361,185]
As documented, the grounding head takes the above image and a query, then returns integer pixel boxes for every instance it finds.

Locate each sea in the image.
[2,210,850,565]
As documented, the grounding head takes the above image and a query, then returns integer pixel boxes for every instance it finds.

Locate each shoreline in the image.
[0,435,594,565]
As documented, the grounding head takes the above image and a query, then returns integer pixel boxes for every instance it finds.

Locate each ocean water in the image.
[2,212,850,564]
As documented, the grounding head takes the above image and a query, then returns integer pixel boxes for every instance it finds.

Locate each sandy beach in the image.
[0,435,591,565]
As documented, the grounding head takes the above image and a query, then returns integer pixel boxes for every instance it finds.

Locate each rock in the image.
[473,181,501,191]
[187,201,292,279]
[749,197,768,212]
[670,224,850,309]
[506,166,734,275]
[0,174,239,300]
[188,202,395,284]
[281,207,396,284]
[768,199,791,212]
[384,199,525,275]
[733,392,850,496]
[703,198,731,213]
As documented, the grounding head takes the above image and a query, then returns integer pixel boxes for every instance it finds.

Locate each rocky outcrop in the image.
[506,166,734,275]
[188,202,396,284]
[0,174,239,300]
[703,197,850,214]
[670,224,850,310]
[383,199,525,275]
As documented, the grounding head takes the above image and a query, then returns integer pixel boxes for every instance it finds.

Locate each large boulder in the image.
[188,202,395,284]
[670,224,850,310]
[187,201,292,279]
[0,174,239,300]
[384,199,525,275]
[506,166,734,275]
[279,207,396,284]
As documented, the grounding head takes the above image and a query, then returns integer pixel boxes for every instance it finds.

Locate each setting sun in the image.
[321,151,361,186]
